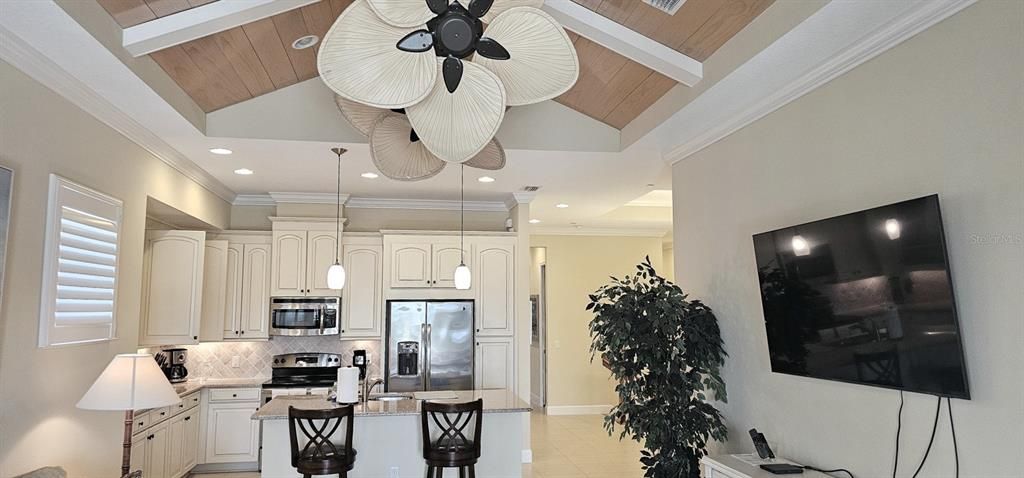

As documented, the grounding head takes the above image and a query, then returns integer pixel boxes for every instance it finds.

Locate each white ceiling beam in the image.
[542,0,703,86]
[122,0,319,57]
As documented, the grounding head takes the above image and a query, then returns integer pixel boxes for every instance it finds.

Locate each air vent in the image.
[643,0,685,15]
[523,186,541,192]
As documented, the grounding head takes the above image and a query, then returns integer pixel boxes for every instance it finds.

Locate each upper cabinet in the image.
[270,218,342,297]
[340,236,384,338]
[140,231,206,346]
[473,237,516,336]
[384,236,470,289]
[200,234,271,342]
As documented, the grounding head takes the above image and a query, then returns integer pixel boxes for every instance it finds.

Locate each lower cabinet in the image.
[132,420,170,478]
[167,407,200,478]
[475,336,515,391]
[204,394,261,464]
[130,394,200,478]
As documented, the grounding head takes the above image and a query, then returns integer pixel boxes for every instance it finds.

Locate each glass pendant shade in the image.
[327,262,346,290]
[454,262,472,290]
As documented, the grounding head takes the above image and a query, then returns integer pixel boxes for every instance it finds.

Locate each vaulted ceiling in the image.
[96,0,773,129]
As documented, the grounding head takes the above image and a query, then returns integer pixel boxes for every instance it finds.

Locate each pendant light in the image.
[327,147,347,290]
[454,164,472,290]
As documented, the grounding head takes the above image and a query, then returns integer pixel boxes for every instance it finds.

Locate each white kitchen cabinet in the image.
[221,243,243,339]
[271,219,342,297]
[385,236,470,289]
[140,231,205,346]
[239,244,271,339]
[340,239,383,337]
[204,393,260,464]
[181,407,200,473]
[473,239,515,336]
[198,240,228,342]
[475,336,514,391]
[130,432,146,477]
[137,420,169,478]
[167,411,186,478]
[271,230,307,296]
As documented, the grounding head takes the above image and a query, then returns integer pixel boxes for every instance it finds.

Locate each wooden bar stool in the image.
[288,405,357,478]
[420,399,483,478]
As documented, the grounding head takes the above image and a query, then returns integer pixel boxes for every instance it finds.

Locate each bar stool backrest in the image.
[420,399,484,460]
[288,405,355,468]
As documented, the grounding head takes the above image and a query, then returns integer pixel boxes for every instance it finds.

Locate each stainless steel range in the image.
[260,353,342,404]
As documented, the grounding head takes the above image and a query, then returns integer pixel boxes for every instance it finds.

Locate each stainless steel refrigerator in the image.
[386,300,474,392]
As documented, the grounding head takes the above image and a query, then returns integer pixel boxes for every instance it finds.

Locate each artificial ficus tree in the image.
[587,257,728,478]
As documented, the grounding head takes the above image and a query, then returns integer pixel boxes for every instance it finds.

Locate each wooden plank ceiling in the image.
[97,0,772,129]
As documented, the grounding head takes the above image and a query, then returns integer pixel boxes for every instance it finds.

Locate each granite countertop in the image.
[171,377,269,397]
[253,389,531,420]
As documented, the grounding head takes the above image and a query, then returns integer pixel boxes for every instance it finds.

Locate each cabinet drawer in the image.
[210,388,260,402]
[150,406,171,423]
[171,391,200,416]
[133,411,151,433]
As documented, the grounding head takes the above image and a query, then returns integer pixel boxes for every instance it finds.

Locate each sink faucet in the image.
[362,378,384,403]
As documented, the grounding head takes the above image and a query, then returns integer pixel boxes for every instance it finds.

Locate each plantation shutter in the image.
[39,175,123,347]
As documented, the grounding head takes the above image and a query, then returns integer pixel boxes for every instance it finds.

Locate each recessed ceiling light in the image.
[209,148,232,155]
[291,35,319,50]
[529,219,541,224]
[556,203,569,208]
[234,168,254,175]
[478,176,495,183]
[361,172,380,179]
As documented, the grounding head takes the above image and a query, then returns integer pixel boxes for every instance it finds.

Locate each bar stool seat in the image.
[289,405,357,478]
[421,399,483,478]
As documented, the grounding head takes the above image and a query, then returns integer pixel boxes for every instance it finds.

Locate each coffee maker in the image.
[156,348,189,383]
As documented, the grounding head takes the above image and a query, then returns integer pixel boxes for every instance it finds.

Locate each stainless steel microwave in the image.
[269,297,339,336]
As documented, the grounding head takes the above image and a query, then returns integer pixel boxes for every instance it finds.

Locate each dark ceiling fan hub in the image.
[427,4,482,59]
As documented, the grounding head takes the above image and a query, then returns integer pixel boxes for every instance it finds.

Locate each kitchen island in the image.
[254,390,530,478]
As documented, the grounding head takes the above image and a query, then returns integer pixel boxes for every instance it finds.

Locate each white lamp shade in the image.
[77,354,181,411]
[454,263,472,290]
[327,262,346,290]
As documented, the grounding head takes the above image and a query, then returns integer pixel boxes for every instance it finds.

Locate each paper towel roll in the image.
[337,366,360,404]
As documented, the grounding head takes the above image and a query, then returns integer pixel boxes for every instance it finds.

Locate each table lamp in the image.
[77,353,182,478]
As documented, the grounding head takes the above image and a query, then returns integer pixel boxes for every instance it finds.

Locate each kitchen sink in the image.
[368,392,414,402]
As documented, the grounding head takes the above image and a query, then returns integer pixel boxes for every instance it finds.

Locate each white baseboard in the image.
[545,404,612,415]
[522,449,533,464]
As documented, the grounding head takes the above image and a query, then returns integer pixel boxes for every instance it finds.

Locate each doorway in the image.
[529,247,548,408]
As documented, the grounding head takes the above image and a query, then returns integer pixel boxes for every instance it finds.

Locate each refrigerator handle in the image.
[423,323,432,391]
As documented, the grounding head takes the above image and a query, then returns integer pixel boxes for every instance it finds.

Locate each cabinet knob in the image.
[184,416,191,421]
[193,336,197,340]
[240,331,245,335]
[147,435,154,440]
[232,394,237,397]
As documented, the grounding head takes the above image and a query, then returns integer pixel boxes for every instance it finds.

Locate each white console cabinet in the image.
[701,455,832,478]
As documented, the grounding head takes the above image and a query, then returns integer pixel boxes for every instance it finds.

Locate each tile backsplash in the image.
[141,337,383,381]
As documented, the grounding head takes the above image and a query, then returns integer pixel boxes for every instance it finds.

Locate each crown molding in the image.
[345,197,509,212]
[531,226,669,238]
[269,192,350,204]
[505,191,537,210]
[232,194,276,206]
[0,24,237,204]
[664,0,977,164]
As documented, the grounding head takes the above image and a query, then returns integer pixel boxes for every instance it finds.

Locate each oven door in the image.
[269,298,339,336]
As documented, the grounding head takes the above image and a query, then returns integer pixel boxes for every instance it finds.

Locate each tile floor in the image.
[190,411,646,478]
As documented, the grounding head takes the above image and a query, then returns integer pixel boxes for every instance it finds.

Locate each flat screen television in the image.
[752,195,969,399]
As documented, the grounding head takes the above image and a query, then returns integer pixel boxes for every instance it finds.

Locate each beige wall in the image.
[229,204,509,233]
[530,235,665,409]
[671,2,1023,476]
[0,61,231,477]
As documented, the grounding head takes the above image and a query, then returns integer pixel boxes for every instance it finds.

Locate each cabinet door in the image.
[388,243,432,288]
[181,407,200,472]
[271,230,307,296]
[166,414,186,478]
[140,231,205,346]
[475,243,515,336]
[240,244,271,339]
[130,433,146,476]
[222,244,243,338]
[341,244,383,337]
[307,231,340,296]
[475,336,514,391]
[147,422,170,478]
[433,244,470,288]
[204,402,260,463]
[199,240,228,342]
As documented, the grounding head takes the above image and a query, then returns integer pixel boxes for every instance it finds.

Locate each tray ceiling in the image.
[97,0,772,129]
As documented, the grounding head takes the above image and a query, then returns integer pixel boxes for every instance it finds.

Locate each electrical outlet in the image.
[231,356,240,368]
[388,467,399,478]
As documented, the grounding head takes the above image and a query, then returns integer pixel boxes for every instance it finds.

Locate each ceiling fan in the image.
[318,0,579,166]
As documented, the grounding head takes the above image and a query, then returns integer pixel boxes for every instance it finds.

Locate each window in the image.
[38,175,123,347]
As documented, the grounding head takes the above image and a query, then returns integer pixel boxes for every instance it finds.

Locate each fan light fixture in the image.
[327,147,347,290]
[454,164,472,290]
[318,0,578,164]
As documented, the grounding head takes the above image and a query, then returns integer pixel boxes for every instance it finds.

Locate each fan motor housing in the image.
[427,4,483,59]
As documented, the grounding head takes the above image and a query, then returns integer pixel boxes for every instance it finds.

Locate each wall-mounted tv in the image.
[752,195,969,399]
